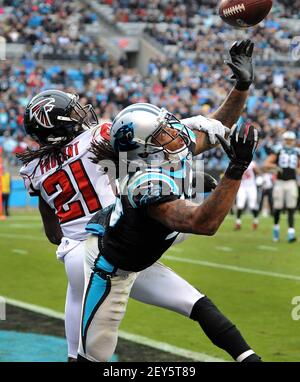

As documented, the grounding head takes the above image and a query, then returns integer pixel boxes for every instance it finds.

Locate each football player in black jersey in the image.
[77,103,260,362]
[264,131,300,242]
[18,39,257,362]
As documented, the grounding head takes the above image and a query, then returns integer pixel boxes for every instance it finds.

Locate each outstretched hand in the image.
[225,39,255,91]
[216,123,259,180]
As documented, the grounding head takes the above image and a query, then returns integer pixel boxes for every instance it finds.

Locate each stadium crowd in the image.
[1,1,297,63]
[1,56,299,170]
[108,0,300,22]
[0,0,299,173]
[145,19,292,63]
[111,0,297,61]
[0,0,103,61]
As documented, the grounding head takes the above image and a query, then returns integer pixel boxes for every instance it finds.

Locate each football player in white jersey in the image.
[19,90,117,360]
[235,159,260,230]
[18,39,256,361]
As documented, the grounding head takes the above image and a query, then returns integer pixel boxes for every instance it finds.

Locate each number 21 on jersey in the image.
[42,159,101,223]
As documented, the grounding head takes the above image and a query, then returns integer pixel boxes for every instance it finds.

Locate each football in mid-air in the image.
[219,0,273,28]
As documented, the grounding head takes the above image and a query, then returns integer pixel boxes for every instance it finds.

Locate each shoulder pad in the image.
[123,170,180,208]
[19,159,39,178]
[19,159,41,196]
[92,122,112,143]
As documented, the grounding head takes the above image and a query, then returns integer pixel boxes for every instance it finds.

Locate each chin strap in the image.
[168,147,190,162]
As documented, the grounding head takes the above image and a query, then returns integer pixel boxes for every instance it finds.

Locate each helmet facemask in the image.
[110,104,193,166]
[43,95,98,145]
[62,94,98,131]
[145,111,191,161]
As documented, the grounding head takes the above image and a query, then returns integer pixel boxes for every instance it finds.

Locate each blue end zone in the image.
[10,180,38,208]
[0,331,67,362]
[0,331,118,362]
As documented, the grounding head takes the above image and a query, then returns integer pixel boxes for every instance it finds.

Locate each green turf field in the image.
[1,209,300,362]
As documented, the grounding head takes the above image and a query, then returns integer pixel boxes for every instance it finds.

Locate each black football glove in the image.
[216,123,259,180]
[225,39,254,91]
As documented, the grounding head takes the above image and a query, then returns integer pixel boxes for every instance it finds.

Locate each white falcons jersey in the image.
[241,161,257,188]
[20,127,116,241]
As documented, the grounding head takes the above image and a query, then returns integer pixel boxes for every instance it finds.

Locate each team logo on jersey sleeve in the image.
[29,98,55,128]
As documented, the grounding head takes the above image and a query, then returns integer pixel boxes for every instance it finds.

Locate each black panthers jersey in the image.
[86,159,193,272]
[272,145,300,181]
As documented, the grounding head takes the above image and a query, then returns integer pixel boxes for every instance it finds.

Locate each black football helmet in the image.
[24,89,98,145]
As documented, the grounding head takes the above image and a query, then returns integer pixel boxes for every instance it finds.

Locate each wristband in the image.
[225,161,249,180]
[235,81,252,92]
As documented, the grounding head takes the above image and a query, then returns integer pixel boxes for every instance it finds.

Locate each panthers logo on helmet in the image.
[29,97,55,128]
[113,122,138,152]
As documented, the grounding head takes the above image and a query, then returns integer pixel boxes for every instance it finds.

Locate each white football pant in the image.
[59,235,204,359]
[236,186,258,210]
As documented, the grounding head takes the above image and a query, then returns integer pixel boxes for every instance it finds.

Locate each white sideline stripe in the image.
[168,247,183,253]
[164,255,300,282]
[1,233,298,281]
[215,246,233,252]
[1,232,298,280]
[217,232,256,238]
[258,245,278,252]
[3,297,65,320]
[0,233,46,242]
[3,297,226,362]
[8,224,42,229]
[117,331,226,362]
[12,249,28,255]
[6,216,41,221]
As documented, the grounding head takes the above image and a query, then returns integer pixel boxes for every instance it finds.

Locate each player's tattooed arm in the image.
[210,40,255,128]
[193,130,216,154]
[39,197,63,245]
[210,87,248,129]
[147,176,241,235]
[149,123,257,234]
